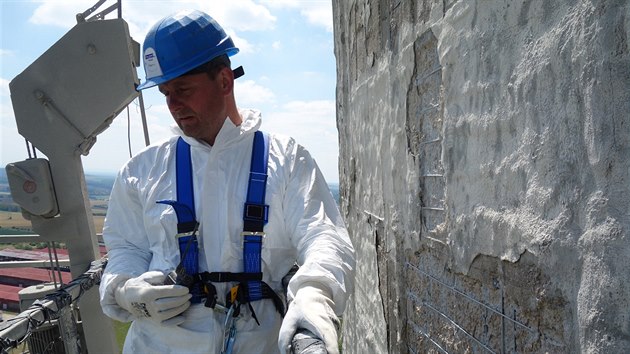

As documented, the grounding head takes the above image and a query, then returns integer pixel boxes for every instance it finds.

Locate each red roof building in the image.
[0,248,80,313]
[0,268,72,285]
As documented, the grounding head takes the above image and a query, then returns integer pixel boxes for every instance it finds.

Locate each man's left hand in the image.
[278,283,340,354]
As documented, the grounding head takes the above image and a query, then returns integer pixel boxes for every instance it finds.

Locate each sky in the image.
[0,0,341,183]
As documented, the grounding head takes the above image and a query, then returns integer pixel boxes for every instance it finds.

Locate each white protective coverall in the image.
[99,109,355,354]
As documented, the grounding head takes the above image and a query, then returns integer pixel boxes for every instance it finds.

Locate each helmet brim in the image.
[136,46,239,91]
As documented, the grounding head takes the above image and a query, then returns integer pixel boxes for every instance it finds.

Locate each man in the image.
[98,9,355,354]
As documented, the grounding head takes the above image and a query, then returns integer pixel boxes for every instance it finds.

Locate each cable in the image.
[127,106,133,158]
[24,139,32,159]
[46,242,59,289]
[51,242,64,287]
[0,257,108,351]
[23,139,38,159]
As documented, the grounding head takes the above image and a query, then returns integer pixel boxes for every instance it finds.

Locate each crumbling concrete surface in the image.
[333,0,630,353]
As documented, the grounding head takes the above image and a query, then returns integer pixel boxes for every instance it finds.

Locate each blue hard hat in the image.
[137,10,239,90]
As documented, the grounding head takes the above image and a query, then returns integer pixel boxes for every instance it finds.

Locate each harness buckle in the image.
[176,230,197,238]
[241,231,266,238]
[213,302,230,314]
[243,203,268,223]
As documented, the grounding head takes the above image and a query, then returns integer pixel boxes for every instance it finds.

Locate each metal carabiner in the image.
[223,323,237,354]
[221,304,238,354]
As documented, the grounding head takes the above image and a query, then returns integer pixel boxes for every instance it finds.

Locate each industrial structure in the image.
[334,0,630,353]
[1,1,139,352]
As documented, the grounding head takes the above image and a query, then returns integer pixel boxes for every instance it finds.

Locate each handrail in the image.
[0,260,70,268]
[0,235,42,243]
[0,257,107,353]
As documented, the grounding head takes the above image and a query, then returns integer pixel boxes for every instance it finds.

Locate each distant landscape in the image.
[0,169,339,235]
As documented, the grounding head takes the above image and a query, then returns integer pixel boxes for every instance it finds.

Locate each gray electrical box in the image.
[5,159,58,218]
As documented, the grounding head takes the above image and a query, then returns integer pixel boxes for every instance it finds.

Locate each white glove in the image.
[278,283,340,354]
[114,271,192,326]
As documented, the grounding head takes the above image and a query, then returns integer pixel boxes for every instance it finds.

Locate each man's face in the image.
[158,71,227,144]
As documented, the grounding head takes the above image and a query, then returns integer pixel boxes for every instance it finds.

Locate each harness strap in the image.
[243,131,269,303]
[175,137,196,227]
[157,137,202,301]
[199,271,262,283]
[243,131,269,232]
[199,271,286,317]
[229,280,285,321]
[159,133,283,316]
[173,137,198,283]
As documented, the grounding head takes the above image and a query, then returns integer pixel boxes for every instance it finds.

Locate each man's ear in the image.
[218,66,234,94]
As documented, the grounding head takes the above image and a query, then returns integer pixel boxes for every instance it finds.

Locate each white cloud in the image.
[0,78,9,97]
[282,100,335,119]
[143,102,171,122]
[29,0,96,28]
[27,1,277,38]
[260,0,333,32]
[272,41,282,50]
[260,99,339,181]
[260,0,299,7]
[215,1,276,31]
[235,80,276,106]
[120,0,276,33]
[226,30,255,54]
[1,98,14,122]
[1,96,23,165]
[0,49,15,56]
[269,100,337,146]
[299,3,333,33]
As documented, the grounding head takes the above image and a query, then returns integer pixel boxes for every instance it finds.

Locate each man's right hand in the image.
[114,271,191,326]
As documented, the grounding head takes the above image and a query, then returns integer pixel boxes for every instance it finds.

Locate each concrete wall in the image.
[332,0,630,353]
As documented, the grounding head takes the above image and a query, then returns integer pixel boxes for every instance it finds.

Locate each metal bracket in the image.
[33,90,96,155]
[76,0,120,22]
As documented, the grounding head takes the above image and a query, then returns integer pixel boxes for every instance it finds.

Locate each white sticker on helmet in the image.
[143,47,163,79]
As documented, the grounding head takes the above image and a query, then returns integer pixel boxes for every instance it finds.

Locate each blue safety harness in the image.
[157,131,284,324]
